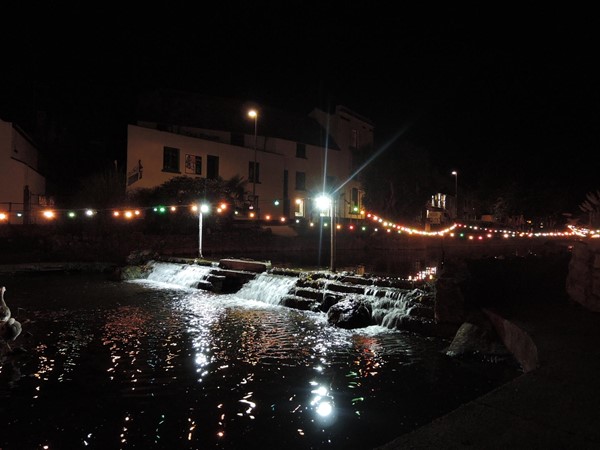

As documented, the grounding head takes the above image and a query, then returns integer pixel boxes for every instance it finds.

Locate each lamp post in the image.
[451,171,458,220]
[197,203,209,258]
[316,194,336,272]
[331,197,336,272]
[248,110,258,205]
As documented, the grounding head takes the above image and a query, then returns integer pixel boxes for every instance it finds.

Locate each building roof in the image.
[134,89,341,150]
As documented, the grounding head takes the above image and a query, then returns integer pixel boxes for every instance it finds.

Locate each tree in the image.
[360,141,433,224]
[128,175,247,207]
[127,175,248,232]
[70,163,126,208]
[579,190,600,227]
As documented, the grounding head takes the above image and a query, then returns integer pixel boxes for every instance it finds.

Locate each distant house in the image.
[0,119,48,224]
[126,90,374,223]
[425,193,452,228]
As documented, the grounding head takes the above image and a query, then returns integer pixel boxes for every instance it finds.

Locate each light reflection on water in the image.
[0,273,521,450]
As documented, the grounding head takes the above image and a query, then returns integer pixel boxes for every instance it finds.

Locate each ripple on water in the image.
[0,273,521,450]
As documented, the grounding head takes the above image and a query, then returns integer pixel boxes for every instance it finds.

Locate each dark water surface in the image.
[0,272,521,450]
[232,238,556,279]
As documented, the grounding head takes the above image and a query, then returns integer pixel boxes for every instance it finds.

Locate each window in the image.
[185,155,202,175]
[249,161,260,183]
[296,143,306,158]
[207,155,219,179]
[294,198,304,217]
[295,171,306,190]
[163,147,180,173]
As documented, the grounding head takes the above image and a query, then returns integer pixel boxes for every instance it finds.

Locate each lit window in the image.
[185,154,202,175]
[294,198,305,217]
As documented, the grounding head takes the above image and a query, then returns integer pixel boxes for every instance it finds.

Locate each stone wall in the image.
[566,240,600,312]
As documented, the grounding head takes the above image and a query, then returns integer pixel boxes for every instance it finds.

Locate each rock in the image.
[406,306,434,319]
[112,265,149,281]
[280,295,319,311]
[320,293,342,312]
[293,288,324,301]
[325,282,365,294]
[446,310,510,357]
[327,299,373,329]
[219,258,270,273]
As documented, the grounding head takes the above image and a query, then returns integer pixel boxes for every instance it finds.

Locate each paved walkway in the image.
[376,297,600,449]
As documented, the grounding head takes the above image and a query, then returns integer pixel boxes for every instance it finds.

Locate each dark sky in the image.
[2,5,598,206]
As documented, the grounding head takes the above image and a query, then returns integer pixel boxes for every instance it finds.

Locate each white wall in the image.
[0,120,46,223]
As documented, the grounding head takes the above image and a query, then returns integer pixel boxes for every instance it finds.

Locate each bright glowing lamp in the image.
[315,194,331,212]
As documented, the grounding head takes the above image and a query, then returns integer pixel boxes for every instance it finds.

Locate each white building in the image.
[125,91,374,224]
[0,119,48,224]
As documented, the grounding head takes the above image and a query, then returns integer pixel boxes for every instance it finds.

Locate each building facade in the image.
[125,91,374,224]
[0,119,48,224]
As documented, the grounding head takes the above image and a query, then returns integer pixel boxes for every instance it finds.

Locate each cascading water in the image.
[364,287,434,329]
[235,272,298,304]
[144,261,213,288]
[140,261,433,332]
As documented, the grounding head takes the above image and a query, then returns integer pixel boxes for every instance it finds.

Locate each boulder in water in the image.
[327,298,373,329]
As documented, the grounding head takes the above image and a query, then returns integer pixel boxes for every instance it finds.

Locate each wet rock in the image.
[320,293,342,312]
[112,265,149,281]
[219,258,270,273]
[324,282,365,295]
[198,279,217,291]
[327,298,373,329]
[293,287,324,301]
[281,295,319,311]
[406,305,435,319]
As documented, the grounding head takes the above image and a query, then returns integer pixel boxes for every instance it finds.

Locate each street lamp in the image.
[451,171,458,220]
[197,203,209,258]
[248,109,258,206]
[316,194,336,272]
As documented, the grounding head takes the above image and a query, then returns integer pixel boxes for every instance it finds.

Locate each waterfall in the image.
[144,261,213,288]
[235,272,298,304]
[362,287,433,329]
[369,289,412,328]
[138,261,433,331]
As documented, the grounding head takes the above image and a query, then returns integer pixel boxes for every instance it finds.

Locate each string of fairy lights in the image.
[0,202,598,239]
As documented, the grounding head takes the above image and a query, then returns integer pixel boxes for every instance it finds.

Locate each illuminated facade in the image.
[126,91,373,223]
[0,119,48,224]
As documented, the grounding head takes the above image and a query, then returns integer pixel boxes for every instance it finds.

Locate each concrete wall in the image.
[566,240,600,311]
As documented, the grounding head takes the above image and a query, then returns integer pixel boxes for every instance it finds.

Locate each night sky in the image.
[2,6,598,209]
